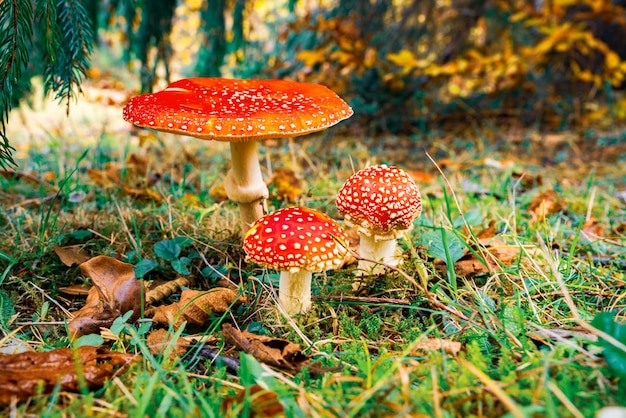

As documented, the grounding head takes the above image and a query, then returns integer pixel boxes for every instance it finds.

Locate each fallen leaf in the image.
[221,384,285,417]
[209,183,229,202]
[179,192,201,208]
[0,346,135,404]
[151,288,243,330]
[222,323,309,374]
[53,245,90,267]
[146,329,190,358]
[67,256,143,339]
[412,338,462,356]
[476,220,496,241]
[87,163,122,187]
[268,168,303,203]
[582,216,604,239]
[407,170,435,183]
[121,184,163,202]
[450,238,519,277]
[511,171,543,189]
[0,170,58,191]
[126,153,148,177]
[58,284,92,296]
[145,276,193,306]
[86,153,161,202]
[434,223,520,277]
[528,189,563,221]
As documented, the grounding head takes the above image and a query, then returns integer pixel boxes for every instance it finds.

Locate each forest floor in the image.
[1,78,625,416]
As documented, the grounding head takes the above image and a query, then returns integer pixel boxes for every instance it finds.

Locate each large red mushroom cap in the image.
[243,206,349,273]
[122,78,353,141]
[336,165,422,239]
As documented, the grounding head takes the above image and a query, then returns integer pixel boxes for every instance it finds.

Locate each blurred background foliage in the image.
[3,0,626,166]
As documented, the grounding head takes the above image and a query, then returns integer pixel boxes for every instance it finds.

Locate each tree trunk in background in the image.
[196,0,226,77]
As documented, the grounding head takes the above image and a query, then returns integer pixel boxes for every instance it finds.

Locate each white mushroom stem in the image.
[357,233,400,276]
[278,269,312,315]
[223,141,269,233]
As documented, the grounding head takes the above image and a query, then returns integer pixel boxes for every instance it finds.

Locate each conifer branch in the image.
[48,0,94,115]
[0,0,34,168]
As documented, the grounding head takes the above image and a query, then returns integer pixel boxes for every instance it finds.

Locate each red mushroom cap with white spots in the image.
[122,78,353,141]
[336,165,422,239]
[243,207,349,273]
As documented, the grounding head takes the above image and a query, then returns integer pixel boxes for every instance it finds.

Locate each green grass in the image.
[1,119,625,417]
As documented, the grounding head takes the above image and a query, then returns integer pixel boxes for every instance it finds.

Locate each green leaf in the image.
[135,258,159,278]
[591,311,626,378]
[171,258,191,275]
[173,236,192,248]
[453,209,483,228]
[110,310,135,337]
[420,228,465,263]
[154,239,182,261]
[202,264,229,280]
[0,289,15,327]
[73,333,105,348]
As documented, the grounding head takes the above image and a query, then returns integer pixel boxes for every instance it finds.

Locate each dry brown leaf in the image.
[268,167,303,203]
[179,192,202,208]
[452,238,519,277]
[122,184,163,202]
[476,220,496,241]
[209,183,229,202]
[528,189,563,222]
[511,171,543,189]
[0,170,58,191]
[145,276,193,306]
[0,346,135,404]
[222,323,309,374]
[146,329,191,357]
[86,153,161,202]
[151,288,243,330]
[221,384,285,417]
[58,284,92,296]
[87,163,122,187]
[582,216,605,239]
[407,170,435,183]
[412,338,462,356]
[53,244,90,267]
[67,256,143,339]
[435,228,519,277]
[126,153,148,177]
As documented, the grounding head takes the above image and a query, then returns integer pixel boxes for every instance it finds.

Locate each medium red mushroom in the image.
[336,165,422,275]
[243,206,348,315]
[123,78,353,233]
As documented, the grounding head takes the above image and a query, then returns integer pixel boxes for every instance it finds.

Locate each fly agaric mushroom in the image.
[243,206,348,315]
[123,78,353,233]
[336,165,422,276]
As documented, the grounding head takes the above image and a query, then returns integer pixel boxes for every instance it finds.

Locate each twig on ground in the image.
[193,345,240,375]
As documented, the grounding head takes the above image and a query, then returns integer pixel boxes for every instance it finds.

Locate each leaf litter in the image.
[67,256,143,339]
[0,346,135,404]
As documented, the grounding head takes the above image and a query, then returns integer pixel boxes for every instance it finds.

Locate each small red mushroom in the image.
[123,78,353,233]
[336,165,422,275]
[243,206,348,315]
